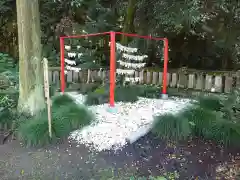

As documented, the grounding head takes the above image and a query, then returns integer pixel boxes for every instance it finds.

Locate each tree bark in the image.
[121,0,136,45]
[16,0,45,115]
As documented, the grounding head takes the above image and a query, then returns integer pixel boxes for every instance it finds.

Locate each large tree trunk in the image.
[16,0,45,115]
[121,0,136,45]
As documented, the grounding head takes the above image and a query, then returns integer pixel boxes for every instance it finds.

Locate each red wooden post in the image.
[162,38,168,95]
[109,31,116,107]
[60,37,65,93]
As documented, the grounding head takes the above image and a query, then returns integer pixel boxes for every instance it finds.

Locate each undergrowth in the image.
[0,92,18,129]
[17,94,93,146]
[85,85,139,105]
[152,92,240,147]
[85,84,161,105]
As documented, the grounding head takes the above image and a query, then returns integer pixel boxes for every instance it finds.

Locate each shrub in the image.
[0,108,15,127]
[181,106,218,137]
[208,120,240,147]
[197,96,223,111]
[115,86,138,102]
[78,83,101,94]
[17,113,53,146]
[52,94,74,106]
[136,85,161,99]
[94,86,105,94]
[17,94,93,146]
[152,94,240,147]
[152,113,192,141]
[85,90,108,105]
[53,103,93,129]
[85,85,138,105]
[0,92,18,128]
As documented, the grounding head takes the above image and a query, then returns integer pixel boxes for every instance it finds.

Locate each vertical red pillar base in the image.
[161,93,168,99]
[106,106,117,113]
[162,38,168,98]
[60,37,65,93]
[109,31,116,107]
[107,31,117,113]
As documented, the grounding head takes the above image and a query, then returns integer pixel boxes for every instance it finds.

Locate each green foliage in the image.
[78,83,101,94]
[85,85,139,105]
[2,0,240,69]
[52,94,74,106]
[136,85,161,99]
[17,113,53,146]
[115,86,139,102]
[0,108,15,127]
[152,93,240,147]
[85,91,108,105]
[17,94,93,147]
[134,0,240,69]
[0,69,19,92]
[181,106,218,137]
[84,84,163,105]
[152,113,192,141]
[0,53,16,73]
[197,96,223,111]
[0,68,19,128]
[189,94,240,146]
[94,86,105,94]
[0,0,13,14]
[0,92,18,127]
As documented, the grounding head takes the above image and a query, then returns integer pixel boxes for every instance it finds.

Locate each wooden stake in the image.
[43,58,52,138]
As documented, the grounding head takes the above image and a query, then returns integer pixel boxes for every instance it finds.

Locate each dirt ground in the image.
[0,133,240,180]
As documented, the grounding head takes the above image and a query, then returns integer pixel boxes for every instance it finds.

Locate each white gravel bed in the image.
[67,92,192,152]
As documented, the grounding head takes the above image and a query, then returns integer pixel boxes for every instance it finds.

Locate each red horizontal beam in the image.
[60,31,166,41]
[60,32,110,39]
[115,32,165,40]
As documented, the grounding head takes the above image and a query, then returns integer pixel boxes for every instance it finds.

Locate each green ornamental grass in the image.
[152,113,191,141]
[17,94,93,147]
[152,95,240,147]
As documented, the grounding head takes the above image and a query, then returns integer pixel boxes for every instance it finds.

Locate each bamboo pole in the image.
[43,58,52,138]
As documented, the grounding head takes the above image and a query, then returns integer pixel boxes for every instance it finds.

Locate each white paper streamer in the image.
[65,58,76,65]
[125,77,140,82]
[66,65,81,72]
[109,42,138,53]
[78,53,83,58]
[68,52,77,58]
[65,45,71,50]
[116,43,138,53]
[122,53,148,61]
[116,69,135,75]
[118,60,145,69]
[65,45,81,50]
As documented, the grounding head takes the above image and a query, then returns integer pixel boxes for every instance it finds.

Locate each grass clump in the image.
[17,113,53,146]
[152,94,240,147]
[136,85,161,99]
[17,94,93,147]
[152,114,191,141]
[197,95,223,111]
[52,94,74,106]
[85,85,139,105]
[85,84,162,105]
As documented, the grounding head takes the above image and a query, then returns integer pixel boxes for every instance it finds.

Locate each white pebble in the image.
[67,92,192,151]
